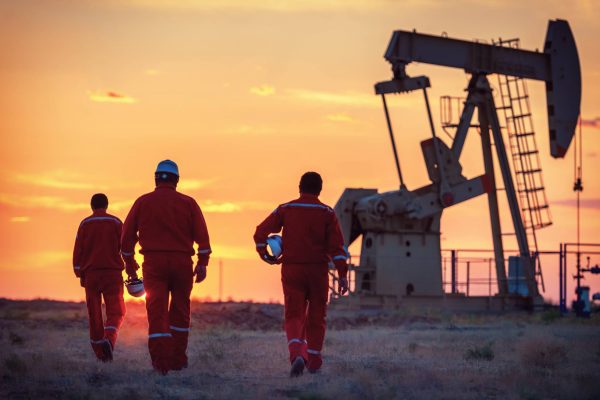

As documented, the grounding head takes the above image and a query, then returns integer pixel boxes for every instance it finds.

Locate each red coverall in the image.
[254,193,348,371]
[73,209,126,360]
[121,184,211,372]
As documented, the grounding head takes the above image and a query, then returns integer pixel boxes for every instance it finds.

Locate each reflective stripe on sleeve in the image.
[281,203,331,211]
[121,251,134,256]
[74,266,81,270]
[256,243,267,248]
[90,339,107,345]
[333,255,347,261]
[169,325,190,332]
[81,216,121,225]
[198,249,211,254]
[307,349,321,355]
[104,326,118,331]
[148,333,172,339]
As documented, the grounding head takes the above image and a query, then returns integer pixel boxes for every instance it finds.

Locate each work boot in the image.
[171,360,188,371]
[101,340,113,362]
[289,356,305,378]
[153,360,170,376]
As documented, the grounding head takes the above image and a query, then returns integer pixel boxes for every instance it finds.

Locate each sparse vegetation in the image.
[0,299,598,400]
[9,331,24,345]
[4,353,27,375]
[464,342,495,361]
[518,338,568,369]
[538,308,562,324]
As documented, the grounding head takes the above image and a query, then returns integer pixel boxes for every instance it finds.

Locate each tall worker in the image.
[73,193,126,362]
[254,172,349,377]
[121,160,211,375]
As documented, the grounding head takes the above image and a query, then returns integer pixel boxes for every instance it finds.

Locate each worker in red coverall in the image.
[121,159,211,375]
[73,193,126,362]
[254,172,349,377]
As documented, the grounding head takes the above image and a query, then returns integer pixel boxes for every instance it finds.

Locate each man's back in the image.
[122,185,211,260]
[254,193,346,265]
[73,211,123,273]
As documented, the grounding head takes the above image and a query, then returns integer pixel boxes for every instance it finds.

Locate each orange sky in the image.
[0,0,598,304]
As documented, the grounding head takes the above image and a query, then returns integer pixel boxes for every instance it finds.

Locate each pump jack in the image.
[333,20,581,309]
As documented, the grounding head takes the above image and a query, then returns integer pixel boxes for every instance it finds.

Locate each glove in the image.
[194,263,207,283]
[338,277,348,295]
[257,247,281,265]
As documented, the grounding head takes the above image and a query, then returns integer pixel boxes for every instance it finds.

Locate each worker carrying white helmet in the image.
[121,159,212,375]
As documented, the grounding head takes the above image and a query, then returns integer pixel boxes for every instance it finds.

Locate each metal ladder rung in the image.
[510,95,529,101]
[523,204,550,211]
[517,150,538,156]
[511,113,532,119]
[515,132,535,138]
[519,186,545,193]
[517,168,542,175]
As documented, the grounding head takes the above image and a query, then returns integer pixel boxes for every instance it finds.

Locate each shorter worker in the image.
[73,193,126,362]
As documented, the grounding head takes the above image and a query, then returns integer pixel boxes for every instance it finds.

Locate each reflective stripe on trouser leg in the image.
[305,263,328,371]
[282,263,313,363]
[85,282,105,360]
[103,276,126,348]
[169,258,193,370]
[144,256,173,371]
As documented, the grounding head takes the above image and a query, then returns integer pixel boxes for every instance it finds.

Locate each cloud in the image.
[28,251,72,269]
[199,200,272,213]
[553,198,600,210]
[201,201,242,213]
[126,0,385,12]
[178,178,214,191]
[581,117,600,128]
[0,193,134,212]
[326,113,355,123]
[250,85,276,97]
[88,90,137,104]
[12,171,97,190]
[10,216,30,223]
[288,89,381,107]
[209,244,256,260]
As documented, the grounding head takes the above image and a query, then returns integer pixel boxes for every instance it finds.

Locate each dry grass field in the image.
[1,299,599,400]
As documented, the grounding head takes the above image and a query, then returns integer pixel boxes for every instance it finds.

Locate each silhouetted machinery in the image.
[333,20,581,308]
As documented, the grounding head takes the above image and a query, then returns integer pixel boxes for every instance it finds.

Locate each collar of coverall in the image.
[92,208,107,215]
[155,182,177,190]
[299,193,319,201]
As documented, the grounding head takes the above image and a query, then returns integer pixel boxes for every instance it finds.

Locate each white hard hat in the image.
[155,159,179,177]
[266,234,283,258]
[125,277,145,297]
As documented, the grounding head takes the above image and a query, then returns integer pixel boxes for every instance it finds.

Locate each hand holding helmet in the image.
[125,276,145,297]
[124,258,140,279]
[257,235,283,265]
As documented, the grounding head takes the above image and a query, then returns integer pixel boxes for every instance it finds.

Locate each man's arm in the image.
[192,200,211,267]
[72,224,84,278]
[326,211,349,280]
[253,208,283,248]
[121,199,141,276]
[253,207,283,264]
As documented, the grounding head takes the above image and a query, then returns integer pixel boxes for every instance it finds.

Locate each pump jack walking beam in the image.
[380,20,581,159]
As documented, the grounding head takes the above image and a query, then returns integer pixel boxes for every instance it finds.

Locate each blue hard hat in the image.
[155,160,179,177]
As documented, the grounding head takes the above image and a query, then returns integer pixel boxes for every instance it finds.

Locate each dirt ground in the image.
[0,299,599,400]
